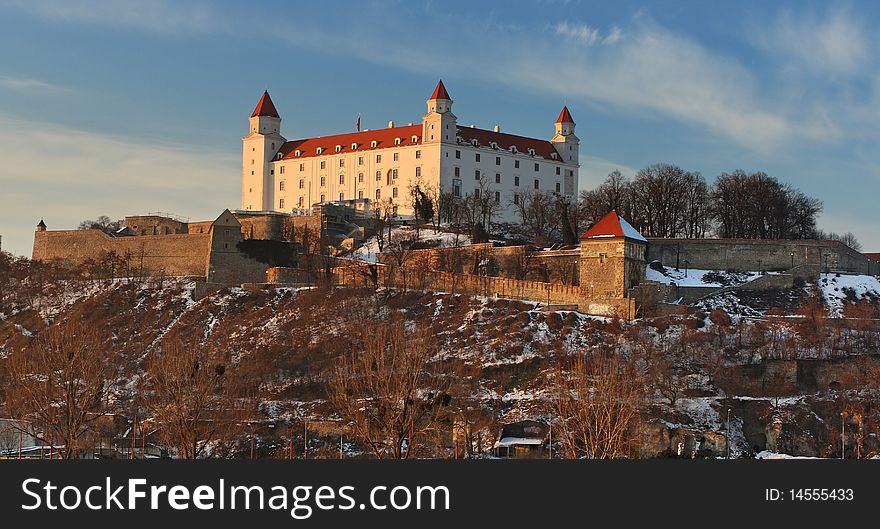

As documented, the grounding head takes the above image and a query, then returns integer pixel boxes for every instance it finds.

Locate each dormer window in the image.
[316,147,324,155]
[335,145,342,153]
[528,148,535,156]
[471,139,478,146]
[411,135,418,143]
[294,150,301,157]
[352,143,358,150]
[394,137,402,145]
[510,146,517,153]
[276,153,283,160]
[551,152,558,159]
[371,140,378,148]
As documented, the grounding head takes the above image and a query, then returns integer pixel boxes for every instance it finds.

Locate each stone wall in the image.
[647,238,878,276]
[33,229,211,277]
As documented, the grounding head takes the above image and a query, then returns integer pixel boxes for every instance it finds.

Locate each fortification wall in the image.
[33,230,210,276]
[647,238,878,276]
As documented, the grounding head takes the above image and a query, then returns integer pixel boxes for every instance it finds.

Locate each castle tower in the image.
[579,210,646,317]
[242,90,286,212]
[551,106,579,165]
[422,80,457,144]
[36,219,47,232]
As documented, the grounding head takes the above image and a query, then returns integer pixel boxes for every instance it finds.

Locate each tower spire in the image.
[251,90,280,118]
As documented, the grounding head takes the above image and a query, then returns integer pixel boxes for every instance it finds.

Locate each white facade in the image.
[241,82,579,222]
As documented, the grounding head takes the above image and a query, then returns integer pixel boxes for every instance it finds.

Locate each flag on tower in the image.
[356,114,361,132]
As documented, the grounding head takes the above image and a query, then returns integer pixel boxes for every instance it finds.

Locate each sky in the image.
[1,0,879,256]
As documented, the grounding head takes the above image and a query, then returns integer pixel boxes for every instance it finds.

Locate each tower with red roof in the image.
[242,90,286,211]
[422,79,458,145]
[578,210,647,317]
[551,105,579,195]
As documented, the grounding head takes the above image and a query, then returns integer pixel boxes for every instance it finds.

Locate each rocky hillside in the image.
[1,275,879,458]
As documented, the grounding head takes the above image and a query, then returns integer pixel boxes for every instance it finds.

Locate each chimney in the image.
[388,120,394,128]
[493,124,501,133]
[469,124,475,128]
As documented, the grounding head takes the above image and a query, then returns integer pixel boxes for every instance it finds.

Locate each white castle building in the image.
[241,81,579,221]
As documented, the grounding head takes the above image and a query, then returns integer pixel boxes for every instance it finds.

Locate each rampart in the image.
[647,238,878,276]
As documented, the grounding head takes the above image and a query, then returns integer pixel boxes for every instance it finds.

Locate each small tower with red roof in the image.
[422,79,457,145]
[551,105,579,166]
[579,210,646,317]
[242,90,286,212]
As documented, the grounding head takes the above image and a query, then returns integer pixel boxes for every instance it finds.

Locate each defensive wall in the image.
[647,238,878,276]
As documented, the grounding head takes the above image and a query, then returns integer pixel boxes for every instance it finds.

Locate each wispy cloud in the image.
[553,21,623,45]
[754,7,869,77]
[0,75,67,93]
[0,114,238,256]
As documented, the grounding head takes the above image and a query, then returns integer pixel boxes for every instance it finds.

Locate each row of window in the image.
[452,150,567,172]
[281,149,422,168]
[279,187,400,209]
[278,166,417,191]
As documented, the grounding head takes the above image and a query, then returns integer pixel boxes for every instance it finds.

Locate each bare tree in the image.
[141,339,248,459]
[550,352,643,459]
[5,321,114,458]
[328,317,450,459]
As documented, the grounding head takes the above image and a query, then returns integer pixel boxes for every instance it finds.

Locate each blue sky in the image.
[1,0,878,256]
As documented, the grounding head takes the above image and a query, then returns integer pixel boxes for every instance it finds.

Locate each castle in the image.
[241,81,579,220]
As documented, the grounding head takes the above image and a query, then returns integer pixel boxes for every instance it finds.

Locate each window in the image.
[358,190,364,199]
[455,150,461,159]
[599,253,607,264]
[317,148,324,155]
[375,189,381,200]
[320,160,326,169]
[339,158,345,167]
[534,163,539,172]
[453,179,462,197]
[339,174,345,184]
[339,192,344,201]
[556,166,561,175]
[279,198,285,208]
[279,181,285,191]
[415,166,422,177]
[358,172,364,183]
[376,154,382,163]
[534,179,539,189]
[392,168,398,179]
[270,169,274,175]
[495,156,501,166]
[515,160,520,169]
[415,150,421,159]
[375,171,381,181]
[335,145,342,153]
[299,163,305,171]
[320,176,326,187]
[280,166,285,174]
[494,191,500,203]
[299,179,304,189]
[475,153,481,162]
[320,194,325,202]
[393,152,399,161]
[411,135,418,143]
[392,187,398,198]
[475,169,481,180]
[555,182,561,193]
[495,173,501,184]
[358,156,364,165]
[474,188,480,197]
[394,138,401,146]
[514,176,520,186]
[454,167,460,177]
[298,197,304,207]
[371,140,378,148]
[295,150,302,157]
[352,143,358,150]
[514,193,520,205]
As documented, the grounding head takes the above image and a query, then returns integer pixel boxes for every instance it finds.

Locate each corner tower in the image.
[579,210,646,317]
[242,91,286,211]
[551,106,579,165]
[422,80,457,144]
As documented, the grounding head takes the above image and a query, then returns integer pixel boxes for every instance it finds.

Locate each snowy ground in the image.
[349,227,471,263]
[646,265,770,288]
[819,273,880,317]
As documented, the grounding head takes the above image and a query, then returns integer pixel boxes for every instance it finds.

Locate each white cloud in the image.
[755,7,869,76]
[553,21,622,46]
[0,76,67,92]
[0,115,238,256]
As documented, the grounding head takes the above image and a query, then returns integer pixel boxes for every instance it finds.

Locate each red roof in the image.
[555,106,575,124]
[456,126,560,160]
[580,210,645,241]
[278,125,423,160]
[429,80,452,101]
[251,90,280,118]
[864,252,880,262]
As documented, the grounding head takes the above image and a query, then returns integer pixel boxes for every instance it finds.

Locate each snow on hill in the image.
[819,273,880,317]
[646,264,770,288]
[349,227,471,263]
